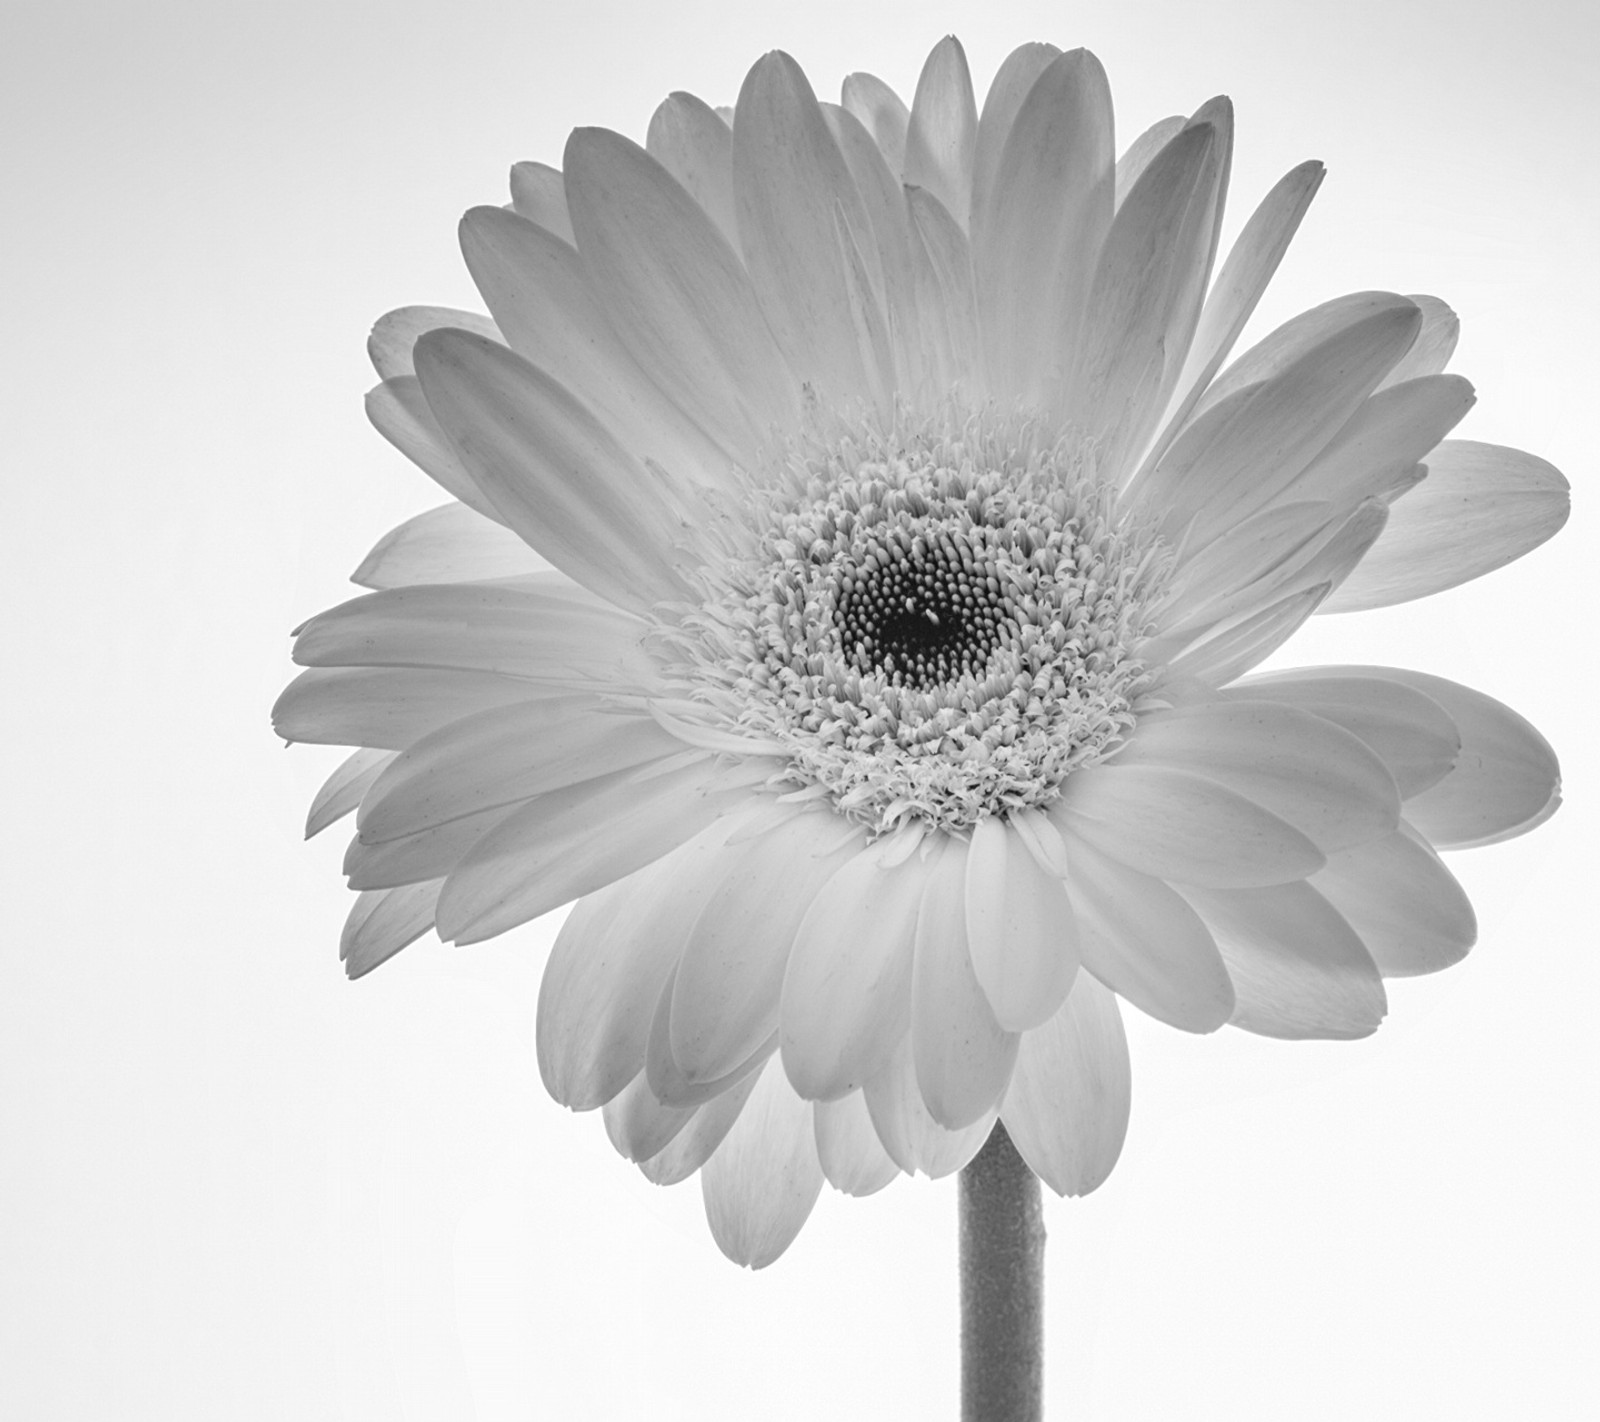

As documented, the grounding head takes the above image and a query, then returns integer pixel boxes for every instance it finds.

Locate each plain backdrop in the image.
[2,0,1596,1416]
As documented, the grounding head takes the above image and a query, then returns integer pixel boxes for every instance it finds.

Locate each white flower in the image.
[277,38,1567,1267]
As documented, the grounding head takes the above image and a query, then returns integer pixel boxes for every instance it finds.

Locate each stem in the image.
[959,1121,1045,1422]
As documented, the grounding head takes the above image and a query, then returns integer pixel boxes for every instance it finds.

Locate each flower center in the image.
[657,405,1170,835]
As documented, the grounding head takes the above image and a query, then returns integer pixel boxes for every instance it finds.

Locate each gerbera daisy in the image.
[275,37,1566,1276]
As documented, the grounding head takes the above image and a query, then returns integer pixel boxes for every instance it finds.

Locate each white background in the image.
[3,0,1595,1416]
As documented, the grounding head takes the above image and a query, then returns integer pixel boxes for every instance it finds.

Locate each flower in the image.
[276,37,1568,1268]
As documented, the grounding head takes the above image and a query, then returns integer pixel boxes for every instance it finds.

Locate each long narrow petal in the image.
[436,756,771,944]
[1163,584,1329,688]
[1354,669,1561,848]
[912,834,1020,1129]
[340,880,442,979]
[1183,882,1387,1039]
[968,41,1061,274]
[813,1091,900,1196]
[1376,294,1459,389]
[290,581,655,685]
[903,36,978,230]
[457,207,728,488]
[414,328,690,612]
[1060,829,1235,1032]
[863,1034,996,1178]
[646,91,738,246]
[1114,116,1185,206]
[638,1070,764,1186]
[602,1070,697,1164]
[344,802,522,891]
[274,667,577,751]
[365,376,506,523]
[507,160,574,243]
[564,126,798,454]
[1001,973,1130,1196]
[700,1058,825,1269]
[734,51,887,405]
[840,71,910,176]
[669,806,866,1085]
[964,816,1080,1031]
[352,501,550,589]
[1227,668,1460,799]
[779,839,927,1101]
[1322,440,1570,612]
[972,48,1113,403]
[1313,825,1476,977]
[905,184,980,393]
[305,747,394,838]
[368,305,500,381]
[645,970,775,1109]
[357,700,682,844]
[1109,698,1400,853]
[1053,762,1325,887]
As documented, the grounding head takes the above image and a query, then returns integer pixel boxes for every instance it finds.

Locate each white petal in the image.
[733,51,888,405]
[644,969,775,1109]
[639,1072,764,1185]
[912,834,1021,1129]
[564,126,798,456]
[1113,115,1185,207]
[435,755,771,944]
[343,802,514,891]
[1376,294,1459,389]
[1312,824,1476,977]
[778,841,926,1101]
[1111,698,1400,853]
[507,160,574,243]
[1321,440,1569,612]
[905,184,980,394]
[357,700,681,845]
[365,376,507,524]
[1355,669,1561,849]
[274,667,576,751]
[1052,762,1324,887]
[413,329,690,613]
[340,879,441,979]
[602,1070,696,1163]
[972,48,1113,403]
[1060,829,1235,1032]
[968,42,1061,276]
[1183,882,1387,1039]
[813,1091,900,1196]
[352,501,549,589]
[700,1057,824,1269]
[1001,973,1130,1196]
[1164,584,1328,688]
[840,70,910,175]
[903,36,978,229]
[646,91,738,246]
[669,806,865,1085]
[290,581,655,685]
[863,1034,996,1178]
[368,305,500,381]
[964,816,1080,1031]
[1227,668,1460,799]
[305,747,394,838]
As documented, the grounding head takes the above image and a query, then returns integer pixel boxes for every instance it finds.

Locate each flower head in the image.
[276,37,1567,1267]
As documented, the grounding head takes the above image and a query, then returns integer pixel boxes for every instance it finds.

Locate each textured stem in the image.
[959,1121,1045,1421]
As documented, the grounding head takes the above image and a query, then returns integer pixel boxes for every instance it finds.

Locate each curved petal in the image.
[352,501,550,590]
[669,806,865,1085]
[507,160,574,243]
[968,41,1061,279]
[972,48,1113,403]
[1060,829,1234,1032]
[342,802,516,892]
[1053,762,1325,887]
[1321,440,1570,612]
[637,1070,764,1186]
[814,1091,900,1196]
[779,839,926,1101]
[1001,973,1130,1196]
[368,305,500,381]
[1353,668,1561,848]
[305,747,394,838]
[646,91,737,247]
[964,816,1080,1031]
[734,51,888,406]
[1376,294,1459,389]
[436,755,772,944]
[1313,824,1476,977]
[905,184,981,395]
[602,1070,697,1163]
[1111,698,1401,853]
[912,834,1020,1129]
[1182,882,1387,1039]
[700,1057,824,1269]
[365,376,506,524]
[340,879,441,980]
[903,36,978,230]
[863,1034,996,1179]
[840,70,910,176]
[564,126,798,456]
[414,328,691,612]
[1227,668,1461,799]
[1114,115,1184,206]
